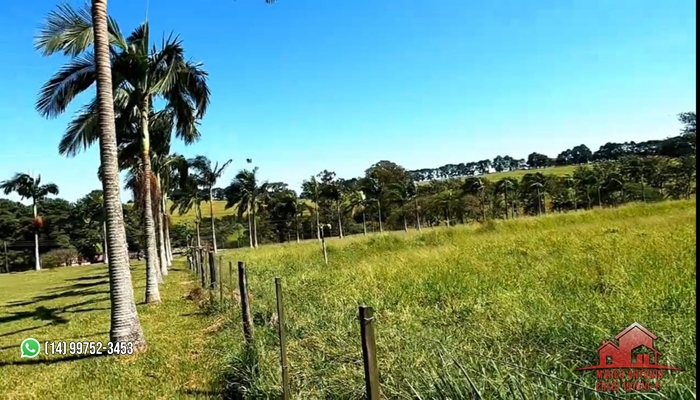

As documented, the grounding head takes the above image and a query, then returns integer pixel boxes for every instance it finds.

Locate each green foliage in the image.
[41,248,79,268]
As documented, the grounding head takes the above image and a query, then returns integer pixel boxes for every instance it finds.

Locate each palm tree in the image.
[224,168,269,248]
[346,190,369,236]
[0,173,59,271]
[189,156,233,253]
[34,1,147,346]
[38,11,210,303]
[388,179,417,232]
[301,176,322,240]
[170,175,207,249]
[76,190,109,263]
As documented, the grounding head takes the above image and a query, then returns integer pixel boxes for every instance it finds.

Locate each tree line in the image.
[408,114,696,181]
[2,116,695,273]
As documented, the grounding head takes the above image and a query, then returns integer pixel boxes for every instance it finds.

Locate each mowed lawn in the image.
[212,199,696,399]
[0,261,225,399]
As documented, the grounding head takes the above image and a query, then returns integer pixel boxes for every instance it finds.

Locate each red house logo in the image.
[578,322,681,370]
[578,322,682,393]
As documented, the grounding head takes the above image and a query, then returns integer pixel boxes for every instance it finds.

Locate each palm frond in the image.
[36,53,96,118]
[34,2,126,57]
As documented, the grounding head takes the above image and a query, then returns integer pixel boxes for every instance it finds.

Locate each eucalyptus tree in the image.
[224,168,269,248]
[0,173,59,271]
[189,156,233,252]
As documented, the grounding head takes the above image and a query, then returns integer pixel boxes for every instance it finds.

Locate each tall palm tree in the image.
[388,179,417,232]
[346,190,369,236]
[170,176,207,249]
[0,173,59,271]
[38,10,210,304]
[189,156,233,252]
[76,190,109,263]
[224,168,269,248]
[301,176,322,240]
[34,1,147,347]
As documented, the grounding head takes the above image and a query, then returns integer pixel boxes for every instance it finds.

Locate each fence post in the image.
[228,261,234,303]
[238,261,254,344]
[208,251,217,291]
[199,248,206,288]
[218,255,224,303]
[359,306,380,399]
[275,278,290,400]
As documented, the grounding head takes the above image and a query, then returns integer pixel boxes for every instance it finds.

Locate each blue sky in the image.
[0,0,696,202]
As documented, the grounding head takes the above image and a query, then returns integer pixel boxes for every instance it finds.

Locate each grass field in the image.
[169,166,577,223]
[0,199,694,399]
[0,262,225,399]
[211,199,696,399]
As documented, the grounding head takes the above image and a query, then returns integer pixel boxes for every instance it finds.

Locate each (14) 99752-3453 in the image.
[43,341,134,356]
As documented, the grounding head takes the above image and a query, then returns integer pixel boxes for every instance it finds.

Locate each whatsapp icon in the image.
[20,338,41,358]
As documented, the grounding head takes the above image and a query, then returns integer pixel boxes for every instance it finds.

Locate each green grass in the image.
[0,261,225,399]
[211,199,696,399]
[482,164,576,180]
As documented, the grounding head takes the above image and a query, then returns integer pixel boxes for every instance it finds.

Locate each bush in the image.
[41,248,79,268]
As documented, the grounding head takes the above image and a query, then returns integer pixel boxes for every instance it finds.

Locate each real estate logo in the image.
[577,322,682,392]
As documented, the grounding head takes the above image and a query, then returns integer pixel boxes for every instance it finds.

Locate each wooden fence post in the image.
[359,306,380,399]
[208,251,217,291]
[228,261,234,303]
[199,248,206,288]
[275,278,290,400]
[238,261,254,344]
[218,255,224,303]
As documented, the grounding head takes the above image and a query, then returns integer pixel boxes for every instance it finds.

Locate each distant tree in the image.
[189,156,233,253]
[301,176,322,240]
[0,173,59,271]
[526,152,549,169]
[224,168,268,248]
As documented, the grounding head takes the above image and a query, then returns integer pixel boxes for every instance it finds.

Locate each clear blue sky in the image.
[0,0,696,202]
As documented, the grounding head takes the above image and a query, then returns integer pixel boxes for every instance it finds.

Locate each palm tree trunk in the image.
[139,104,161,304]
[103,220,109,264]
[246,206,254,248]
[156,200,167,278]
[377,200,383,232]
[209,187,218,252]
[362,211,367,236]
[161,194,172,267]
[315,203,321,241]
[336,201,344,239]
[92,0,146,349]
[32,201,41,271]
[153,208,164,283]
[415,198,421,232]
[252,203,259,248]
[403,215,408,232]
[196,204,203,248]
[295,213,301,243]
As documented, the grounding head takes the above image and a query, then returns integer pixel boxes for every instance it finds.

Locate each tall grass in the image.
[212,199,696,399]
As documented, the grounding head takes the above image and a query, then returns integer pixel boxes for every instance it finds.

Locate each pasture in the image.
[0,262,224,399]
[212,199,696,398]
[0,199,694,399]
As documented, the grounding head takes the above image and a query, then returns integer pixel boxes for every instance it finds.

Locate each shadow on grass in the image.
[60,280,110,291]
[0,306,70,325]
[4,289,109,307]
[179,388,221,398]
[0,298,108,325]
[0,331,109,352]
[65,274,107,282]
[0,352,111,367]
[0,324,49,338]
